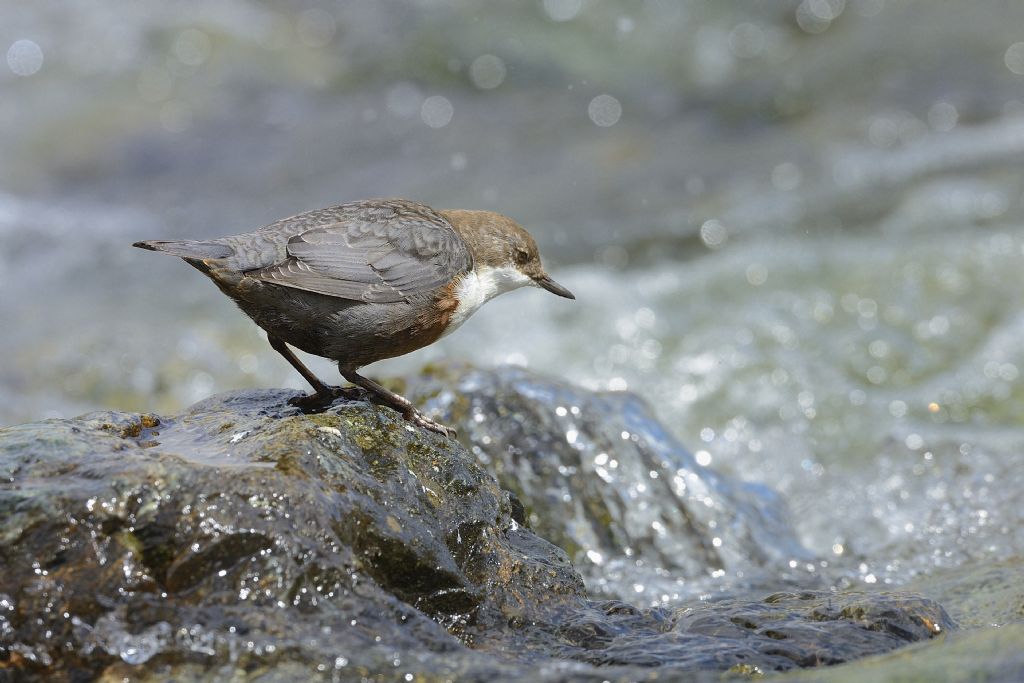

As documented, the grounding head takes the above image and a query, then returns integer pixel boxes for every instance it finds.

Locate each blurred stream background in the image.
[3,0,1024,629]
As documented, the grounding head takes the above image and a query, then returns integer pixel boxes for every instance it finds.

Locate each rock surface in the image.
[412,365,814,597]
[0,369,954,681]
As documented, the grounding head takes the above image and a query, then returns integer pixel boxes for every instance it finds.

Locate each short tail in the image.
[132,239,234,260]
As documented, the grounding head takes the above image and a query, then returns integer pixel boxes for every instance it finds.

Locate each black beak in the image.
[535,274,575,300]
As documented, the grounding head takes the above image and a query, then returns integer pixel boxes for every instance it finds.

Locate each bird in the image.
[133,199,575,437]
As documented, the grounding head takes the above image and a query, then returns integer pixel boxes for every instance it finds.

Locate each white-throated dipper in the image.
[133,199,574,437]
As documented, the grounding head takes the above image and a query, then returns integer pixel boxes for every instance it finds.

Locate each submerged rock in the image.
[0,370,953,681]
[556,589,952,671]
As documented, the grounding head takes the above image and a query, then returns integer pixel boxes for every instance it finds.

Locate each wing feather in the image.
[247,201,471,303]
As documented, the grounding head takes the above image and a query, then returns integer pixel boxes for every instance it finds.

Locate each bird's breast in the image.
[439,265,532,338]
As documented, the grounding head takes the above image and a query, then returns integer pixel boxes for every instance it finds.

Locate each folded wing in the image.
[249,206,472,303]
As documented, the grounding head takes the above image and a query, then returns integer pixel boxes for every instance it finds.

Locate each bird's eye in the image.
[514,249,530,264]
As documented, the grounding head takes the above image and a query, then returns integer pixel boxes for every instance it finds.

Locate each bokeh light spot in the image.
[469,54,506,89]
[421,95,454,128]
[700,219,728,248]
[745,263,768,286]
[728,22,765,59]
[174,29,212,66]
[588,94,622,127]
[1005,42,1024,75]
[7,39,43,76]
[928,101,959,131]
[796,0,845,33]
[386,82,423,119]
[543,0,582,22]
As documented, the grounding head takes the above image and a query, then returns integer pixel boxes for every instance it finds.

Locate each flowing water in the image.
[3,0,1024,677]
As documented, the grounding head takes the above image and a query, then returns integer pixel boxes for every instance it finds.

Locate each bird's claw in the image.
[287,386,360,412]
[406,410,457,438]
[290,386,455,437]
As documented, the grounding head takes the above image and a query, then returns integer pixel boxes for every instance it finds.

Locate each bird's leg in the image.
[339,367,456,438]
[266,334,357,408]
[266,334,334,395]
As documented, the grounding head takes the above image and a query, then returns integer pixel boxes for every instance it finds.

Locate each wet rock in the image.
[0,389,581,681]
[556,590,954,672]
[774,623,1024,683]
[0,372,953,681]
[413,365,814,596]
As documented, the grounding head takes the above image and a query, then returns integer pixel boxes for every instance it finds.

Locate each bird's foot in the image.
[287,386,361,412]
[404,409,457,438]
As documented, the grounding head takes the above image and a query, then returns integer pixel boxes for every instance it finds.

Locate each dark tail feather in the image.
[132,239,234,260]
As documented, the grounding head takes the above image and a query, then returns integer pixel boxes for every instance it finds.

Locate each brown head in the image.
[440,209,574,299]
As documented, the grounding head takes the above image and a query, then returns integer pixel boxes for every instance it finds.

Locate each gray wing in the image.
[248,205,472,304]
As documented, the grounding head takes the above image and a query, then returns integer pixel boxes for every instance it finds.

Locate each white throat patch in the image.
[441,265,533,338]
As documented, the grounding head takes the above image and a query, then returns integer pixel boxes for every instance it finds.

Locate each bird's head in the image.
[442,209,575,299]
